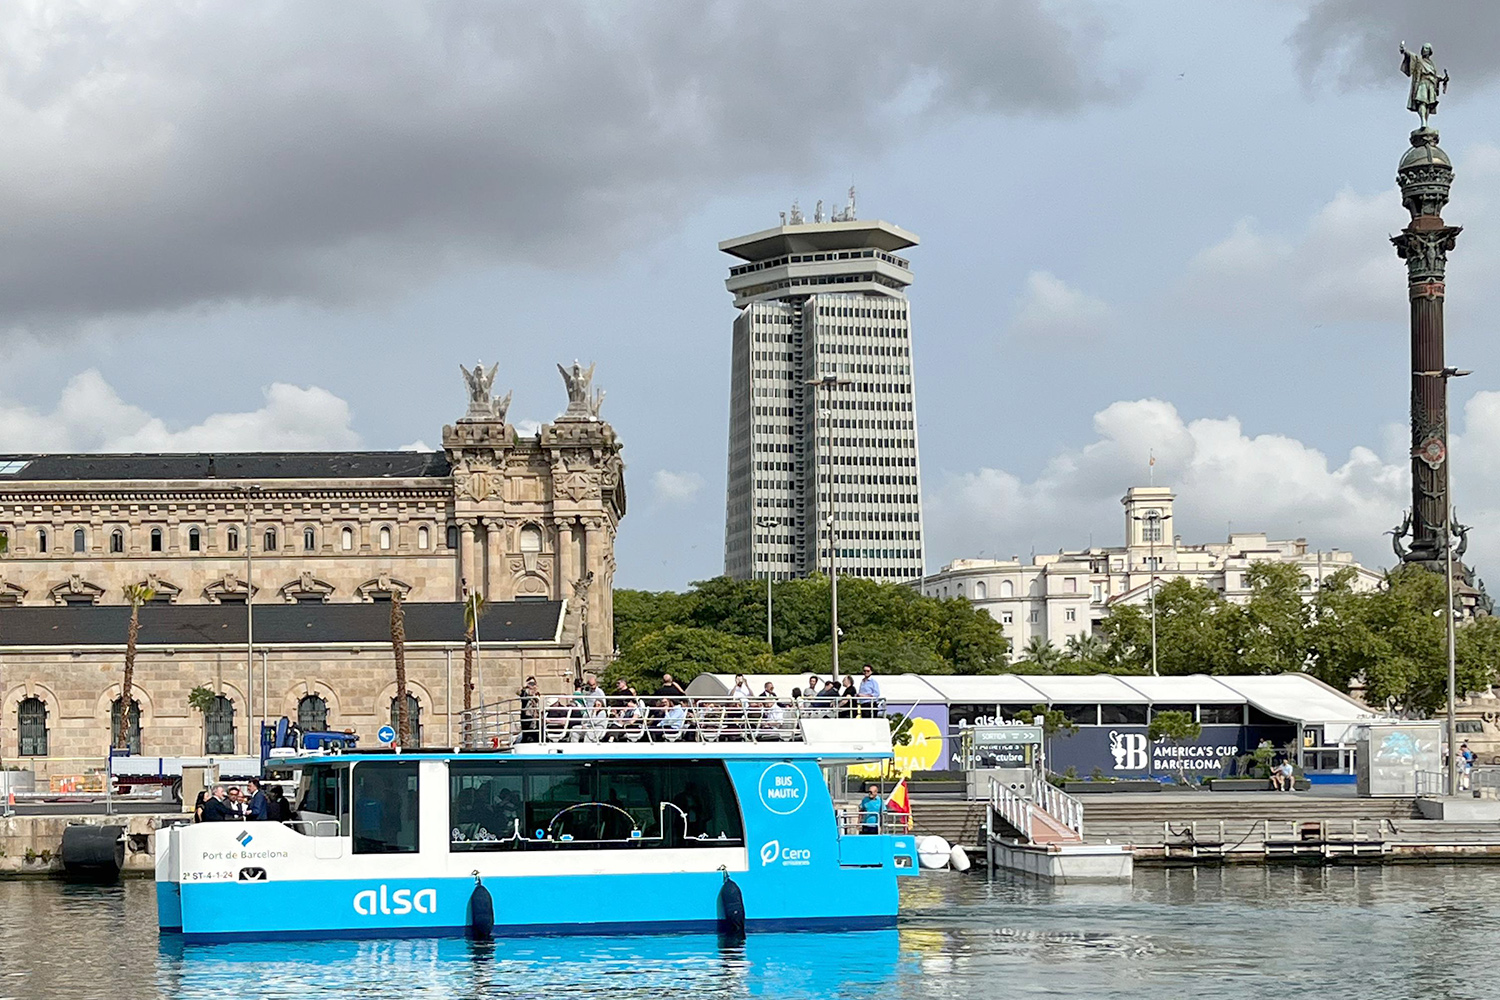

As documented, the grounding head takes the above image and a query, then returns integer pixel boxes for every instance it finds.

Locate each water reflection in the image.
[163,929,903,1000]
[4,868,1500,998]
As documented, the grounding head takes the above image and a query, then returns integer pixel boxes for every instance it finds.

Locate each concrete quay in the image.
[0,811,182,876]
[911,790,1500,868]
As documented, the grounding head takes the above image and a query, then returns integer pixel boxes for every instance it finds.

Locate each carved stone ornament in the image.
[1392,226,1461,282]
[461,361,499,420]
[1414,435,1447,469]
[560,471,592,502]
[465,471,498,502]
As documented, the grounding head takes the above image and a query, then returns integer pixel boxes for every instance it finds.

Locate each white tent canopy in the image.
[686,671,1375,727]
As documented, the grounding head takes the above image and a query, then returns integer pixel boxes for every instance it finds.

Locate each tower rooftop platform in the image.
[719,219,918,262]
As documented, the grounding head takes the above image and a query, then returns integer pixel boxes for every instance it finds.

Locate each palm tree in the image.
[390,588,411,746]
[1018,636,1063,671]
[117,584,155,749]
[462,592,485,713]
[1064,632,1107,664]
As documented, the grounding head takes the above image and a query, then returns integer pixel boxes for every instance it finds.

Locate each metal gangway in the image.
[987,777,1085,845]
[459,693,887,750]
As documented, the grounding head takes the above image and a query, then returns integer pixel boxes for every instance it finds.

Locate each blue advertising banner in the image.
[1043,725,1295,778]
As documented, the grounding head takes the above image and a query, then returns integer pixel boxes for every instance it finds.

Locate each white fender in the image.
[949,845,971,872]
[917,834,951,869]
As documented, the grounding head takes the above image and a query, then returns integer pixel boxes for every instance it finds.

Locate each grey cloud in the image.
[0,1,1121,326]
[1291,1,1500,90]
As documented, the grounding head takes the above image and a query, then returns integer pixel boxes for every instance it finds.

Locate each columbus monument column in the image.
[1390,41,1461,571]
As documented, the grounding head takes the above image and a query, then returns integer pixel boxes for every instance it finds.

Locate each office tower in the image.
[721,194,925,583]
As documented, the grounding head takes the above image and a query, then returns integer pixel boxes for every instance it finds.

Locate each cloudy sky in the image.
[3,1,1500,590]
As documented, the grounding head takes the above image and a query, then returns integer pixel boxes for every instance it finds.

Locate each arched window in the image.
[73,528,86,553]
[974,581,988,600]
[297,694,329,733]
[520,524,543,554]
[446,525,458,550]
[303,527,316,552]
[109,529,124,554]
[111,698,142,754]
[204,695,235,754]
[18,697,48,756]
[389,694,423,746]
[379,526,392,550]
[417,526,430,550]
[1000,580,1014,598]
[263,527,277,552]
[226,527,240,552]
[36,529,47,554]
[188,528,201,552]
[150,527,163,552]
[341,527,354,551]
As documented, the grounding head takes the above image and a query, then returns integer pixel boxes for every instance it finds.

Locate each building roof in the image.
[0,452,452,482]
[1021,674,1151,704]
[0,601,563,647]
[718,220,919,261]
[688,671,1377,725]
[1211,674,1375,724]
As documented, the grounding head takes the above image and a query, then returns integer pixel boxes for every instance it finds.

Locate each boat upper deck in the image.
[277,695,897,764]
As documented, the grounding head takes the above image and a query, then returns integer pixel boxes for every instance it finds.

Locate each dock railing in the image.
[988,777,1085,844]
[460,693,887,750]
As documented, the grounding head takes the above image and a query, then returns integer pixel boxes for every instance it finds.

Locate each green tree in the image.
[1239,562,1310,674]
[1014,636,1063,672]
[187,685,217,715]
[607,625,768,691]
[1148,709,1201,743]
[116,583,155,750]
[1064,632,1107,666]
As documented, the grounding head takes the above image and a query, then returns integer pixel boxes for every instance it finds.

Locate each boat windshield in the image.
[449,759,744,851]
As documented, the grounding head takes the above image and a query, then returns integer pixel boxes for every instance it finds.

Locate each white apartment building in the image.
[722,194,926,583]
[918,486,1384,651]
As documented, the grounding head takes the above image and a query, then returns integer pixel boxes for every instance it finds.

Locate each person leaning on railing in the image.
[857,665,882,719]
[518,677,541,743]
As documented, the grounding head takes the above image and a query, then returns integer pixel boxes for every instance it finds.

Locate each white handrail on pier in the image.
[988,777,1085,844]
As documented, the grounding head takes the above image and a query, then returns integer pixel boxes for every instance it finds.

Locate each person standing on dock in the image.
[200,785,231,822]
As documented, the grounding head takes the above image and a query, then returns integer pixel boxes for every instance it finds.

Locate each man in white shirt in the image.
[857,665,882,717]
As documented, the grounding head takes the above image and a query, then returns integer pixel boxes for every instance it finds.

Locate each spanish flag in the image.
[887,777,911,831]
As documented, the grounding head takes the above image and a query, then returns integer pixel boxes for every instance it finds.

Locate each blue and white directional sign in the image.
[377,725,397,745]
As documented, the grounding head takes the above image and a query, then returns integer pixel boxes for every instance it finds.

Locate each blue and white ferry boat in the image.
[156,694,919,941]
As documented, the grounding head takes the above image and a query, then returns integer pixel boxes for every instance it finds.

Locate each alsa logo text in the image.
[352,885,437,916]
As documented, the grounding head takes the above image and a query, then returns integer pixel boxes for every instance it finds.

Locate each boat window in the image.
[296,762,350,833]
[448,760,744,852]
[1151,704,1196,722]
[352,761,420,854]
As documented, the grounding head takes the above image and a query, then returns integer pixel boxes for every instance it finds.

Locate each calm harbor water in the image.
[0,867,1491,999]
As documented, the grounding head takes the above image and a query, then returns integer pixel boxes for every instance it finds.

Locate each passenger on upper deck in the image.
[840,677,858,718]
[200,784,231,822]
[858,665,882,717]
[519,677,541,743]
[730,674,753,706]
[654,698,691,740]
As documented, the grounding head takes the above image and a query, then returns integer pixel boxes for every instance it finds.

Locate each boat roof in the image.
[281,718,896,765]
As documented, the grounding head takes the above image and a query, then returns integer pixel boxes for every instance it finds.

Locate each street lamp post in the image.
[755,515,778,652]
[1418,366,1471,797]
[807,375,853,685]
[1131,509,1170,677]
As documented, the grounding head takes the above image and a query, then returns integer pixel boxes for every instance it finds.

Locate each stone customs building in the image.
[0,364,624,762]
[721,192,926,583]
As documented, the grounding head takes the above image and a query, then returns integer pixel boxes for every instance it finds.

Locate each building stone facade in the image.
[0,366,624,765]
[918,485,1384,652]
[721,194,926,584]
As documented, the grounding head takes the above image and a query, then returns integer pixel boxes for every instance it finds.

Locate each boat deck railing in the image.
[459,693,887,751]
